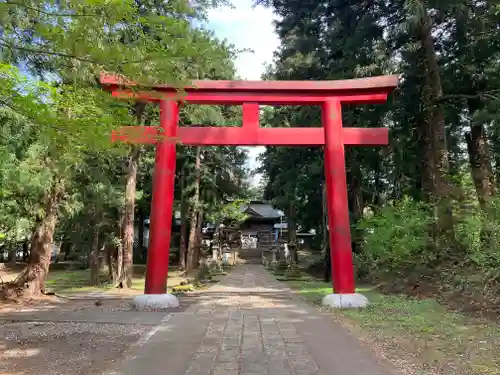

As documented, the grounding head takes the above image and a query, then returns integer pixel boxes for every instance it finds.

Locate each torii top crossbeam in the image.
[100,73,397,104]
[100,73,399,146]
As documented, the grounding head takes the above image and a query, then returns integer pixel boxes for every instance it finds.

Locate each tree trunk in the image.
[9,246,16,266]
[212,219,220,260]
[350,171,363,223]
[420,117,436,200]
[179,169,188,270]
[187,214,199,272]
[453,8,495,209]
[193,204,204,268]
[108,214,123,284]
[116,237,123,282]
[119,103,145,288]
[373,152,385,206]
[323,243,331,283]
[106,241,116,281]
[288,198,298,263]
[106,222,122,283]
[466,124,496,210]
[2,180,63,299]
[186,147,201,272]
[22,238,29,262]
[120,144,139,288]
[137,205,146,263]
[60,238,71,261]
[321,184,331,282]
[492,132,500,188]
[89,225,100,285]
[349,159,364,254]
[417,6,454,237]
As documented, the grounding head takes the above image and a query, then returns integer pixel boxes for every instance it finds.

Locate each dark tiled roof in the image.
[240,202,284,219]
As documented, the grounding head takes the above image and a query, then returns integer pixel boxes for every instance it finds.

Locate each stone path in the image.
[105,264,401,375]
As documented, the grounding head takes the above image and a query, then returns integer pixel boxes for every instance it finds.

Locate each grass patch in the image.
[44,263,233,295]
[273,271,500,375]
[45,268,180,294]
[275,275,315,282]
[268,265,319,283]
[285,279,332,304]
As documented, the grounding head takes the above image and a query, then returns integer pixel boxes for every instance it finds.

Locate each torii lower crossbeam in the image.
[101,73,398,308]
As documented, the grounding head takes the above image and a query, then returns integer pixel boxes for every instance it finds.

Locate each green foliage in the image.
[0,62,131,247]
[455,199,500,268]
[357,193,500,304]
[356,197,432,279]
[207,198,249,225]
[0,0,235,85]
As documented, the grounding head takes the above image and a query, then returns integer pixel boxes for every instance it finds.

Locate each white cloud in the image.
[206,1,279,80]
[206,0,279,187]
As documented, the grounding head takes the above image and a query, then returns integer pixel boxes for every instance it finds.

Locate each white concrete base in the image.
[132,294,180,311]
[321,293,369,309]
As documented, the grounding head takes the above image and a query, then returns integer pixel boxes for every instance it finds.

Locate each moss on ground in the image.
[172,284,195,293]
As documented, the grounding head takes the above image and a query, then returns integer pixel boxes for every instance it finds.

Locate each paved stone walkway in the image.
[105,265,401,375]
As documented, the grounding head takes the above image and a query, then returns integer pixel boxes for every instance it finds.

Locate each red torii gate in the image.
[100,73,398,308]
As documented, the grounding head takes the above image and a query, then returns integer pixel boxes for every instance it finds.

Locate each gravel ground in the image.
[0,320,151,375]
[0,297,136,314]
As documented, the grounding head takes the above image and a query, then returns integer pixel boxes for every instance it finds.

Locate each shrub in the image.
[355,196,432,280]
[455,198,500,268]
[356,194,500,301]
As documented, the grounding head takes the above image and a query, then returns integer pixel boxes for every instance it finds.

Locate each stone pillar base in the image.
[321,293,369,308]
[132,294,180,311]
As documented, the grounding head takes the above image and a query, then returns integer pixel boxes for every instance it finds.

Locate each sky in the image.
[205,0,280,187]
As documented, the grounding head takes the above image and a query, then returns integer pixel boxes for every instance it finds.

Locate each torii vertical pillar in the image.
[135,100,180,310]
[144,100,178,295]
[321,100,366,308]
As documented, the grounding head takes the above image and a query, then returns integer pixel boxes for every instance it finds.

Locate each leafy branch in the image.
[3,0,100,17]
